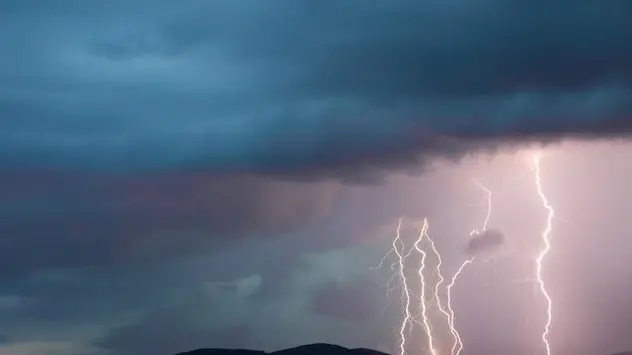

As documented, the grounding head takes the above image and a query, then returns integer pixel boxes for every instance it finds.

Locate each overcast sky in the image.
[1,1,632,355]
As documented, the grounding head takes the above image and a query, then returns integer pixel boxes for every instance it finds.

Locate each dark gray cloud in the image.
[0,171,339,277]
[93,245,387,355]
[3,3,632,355]
[465,229,505,255]
[0,0,631,176]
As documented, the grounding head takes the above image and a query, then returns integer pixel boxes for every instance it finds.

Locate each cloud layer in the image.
[0,171,339,276]
[1,0,631,175]
[3,3,632,355]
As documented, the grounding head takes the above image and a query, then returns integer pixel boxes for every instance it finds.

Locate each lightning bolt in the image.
[376,217,445,355]
[443,179,493,355]
[446,258,473,355]
[373,152,558,355]
[426,227,451,322]
[373,175,496,355]
[424,225,453,355]
[414,218,438,355]
[533,153,555,355]
[470,178,493,237]
[392,218,413,355]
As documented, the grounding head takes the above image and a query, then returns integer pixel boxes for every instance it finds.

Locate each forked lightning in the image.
[373,151,557,355]
[374,179,494,355]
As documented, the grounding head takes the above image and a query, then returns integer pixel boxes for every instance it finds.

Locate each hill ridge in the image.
[175,343,632,355]
[175,343,388,355]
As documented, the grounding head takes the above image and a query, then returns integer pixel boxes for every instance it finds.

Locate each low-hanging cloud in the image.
[0,0,631,177]
[465,229,506,255]
[0,171,340,277]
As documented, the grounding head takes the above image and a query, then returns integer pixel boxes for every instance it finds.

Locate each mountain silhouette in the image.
[176,344,632,355]
[175,343,388,355]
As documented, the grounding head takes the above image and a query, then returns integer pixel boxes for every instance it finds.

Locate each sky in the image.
[1,1,632,355]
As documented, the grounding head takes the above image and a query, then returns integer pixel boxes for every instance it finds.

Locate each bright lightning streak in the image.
[414,218,438,355]
[446,258,473,355]
[424,223,456,355]
[371,233,419,319]
[445,178,493,355]
[426,227,450,320]
[470,178,493,236]
[374,152,558,355]
[392,218,413,355]
[374,176,496,355]
[533,153,555,355]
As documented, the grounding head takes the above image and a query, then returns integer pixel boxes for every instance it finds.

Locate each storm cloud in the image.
[466,228,506,255]
[0,171,339,276]
[1,0,631,176]
[3,3,632,355]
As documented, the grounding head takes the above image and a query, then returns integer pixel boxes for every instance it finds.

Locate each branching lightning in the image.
[372,178,495,355]
[444,178,493,355]
[470,178,493,237]
[372,151,558,355]
[446,258,473,355]
[392,218,413,355]
[414,219,438,355]
[426,227,451,322]
[533,153,555,355]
